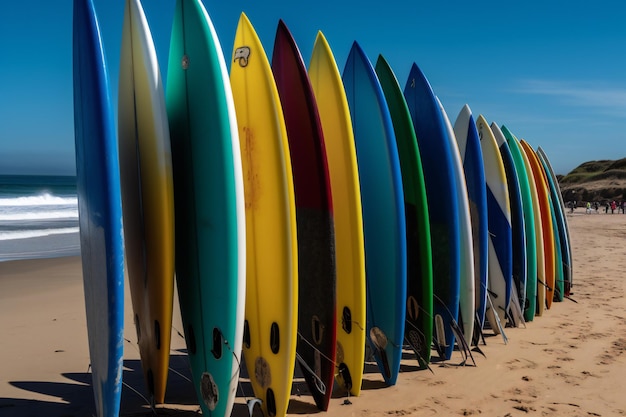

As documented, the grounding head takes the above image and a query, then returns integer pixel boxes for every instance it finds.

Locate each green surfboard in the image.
[500,125,537,321]
[375,55,433,368]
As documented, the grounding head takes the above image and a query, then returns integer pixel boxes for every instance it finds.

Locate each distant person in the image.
[611,201,617,214]
[605,202,610,213]
[594,202,599,213]
[586,202,591,214]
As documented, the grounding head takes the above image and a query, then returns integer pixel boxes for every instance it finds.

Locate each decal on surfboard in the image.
[234,47,251,67]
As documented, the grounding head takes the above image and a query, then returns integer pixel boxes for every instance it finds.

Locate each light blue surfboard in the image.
[404,63,460,360]
[72,0,125,415]
[343,42,406,385]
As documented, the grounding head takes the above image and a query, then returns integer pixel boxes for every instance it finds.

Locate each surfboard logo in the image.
[181,54,189,70]
[234,46,251,67]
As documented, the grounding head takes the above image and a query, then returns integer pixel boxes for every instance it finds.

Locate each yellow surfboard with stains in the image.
[229,13,298,417]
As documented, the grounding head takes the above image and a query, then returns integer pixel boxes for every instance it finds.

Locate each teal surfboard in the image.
[72,0,125,415]
[166,1,246,415]
[404,63,460,360]
[375,55,433,368]
[343,42,407,385]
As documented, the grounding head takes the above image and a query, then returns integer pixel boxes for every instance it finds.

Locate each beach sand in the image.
[1,211,625,416]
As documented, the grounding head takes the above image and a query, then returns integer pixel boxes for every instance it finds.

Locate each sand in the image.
[1,210,625,417]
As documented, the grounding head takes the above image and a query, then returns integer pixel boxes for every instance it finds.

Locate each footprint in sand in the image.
[596,338,626,365]
[505,358,538,371]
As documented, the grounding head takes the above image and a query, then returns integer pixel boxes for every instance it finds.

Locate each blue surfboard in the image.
[537,147,572,298]
[342,42,406,385]
[476,117,513,331]
[72,0,125,415]
[404,63,460,360]
[547,195,565,302]
[453,105,488,341]
[490,123,527,320]
[490,122,527,325]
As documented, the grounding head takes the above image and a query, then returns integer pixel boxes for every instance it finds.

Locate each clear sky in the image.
[0,0,624,176]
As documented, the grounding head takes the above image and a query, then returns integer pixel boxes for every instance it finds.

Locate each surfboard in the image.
[72,1,125,415]
[308,32,366,396]
[453,106,488,341]
[521,139,555,311]
[342,42,406,385]
[520,139,554,309]
[440,102,475,346]
[165,0,245,414]
[489,122,526,326]
[403,63,460,361]
[118,0,175,403]
[537,147,572,297]
[229,13,298,417]
[510,134,545,317]
[375,55,433,368]
[271,20,337,411]
[547,194,565,302]
[500,125,537,321]
[474,115,512,332]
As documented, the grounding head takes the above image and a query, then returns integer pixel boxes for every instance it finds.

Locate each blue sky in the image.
[0,0,624,176]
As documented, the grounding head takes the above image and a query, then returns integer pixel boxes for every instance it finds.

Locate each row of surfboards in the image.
[72,0,572,416]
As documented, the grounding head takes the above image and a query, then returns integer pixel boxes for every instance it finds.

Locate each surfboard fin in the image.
[450,318,475,366]
[508,289,527,328]
[295,352,327,395]
[433,314,447,360]
[471,312,486,347]
[471,313,487,358]
[404,319,432,371]
[246,398,263,417]
[486,293,508,344]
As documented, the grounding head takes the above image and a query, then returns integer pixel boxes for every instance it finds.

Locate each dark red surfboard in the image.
[271,19,337,411]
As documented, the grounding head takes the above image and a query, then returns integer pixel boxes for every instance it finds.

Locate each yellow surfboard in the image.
[118,0,175,403]
[514,137,546,316]
[308,31,366,396]
[521,140,555,310]
[229,13,298,417]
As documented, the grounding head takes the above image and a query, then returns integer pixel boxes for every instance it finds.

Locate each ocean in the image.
[0,175,81,262]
